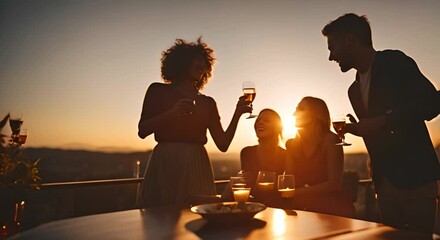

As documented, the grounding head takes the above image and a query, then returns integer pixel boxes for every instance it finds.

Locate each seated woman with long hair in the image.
[286,97,354,217]
[138,38,251,208]
[222,109,287,206]
[241,109,287,187]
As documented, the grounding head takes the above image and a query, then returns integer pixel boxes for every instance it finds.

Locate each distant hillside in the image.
[24,148,151,182]
[22,147,376,183]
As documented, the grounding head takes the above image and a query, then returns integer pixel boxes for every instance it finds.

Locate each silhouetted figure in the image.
[286,97,354,217]
[221,109,287,206]
[138,38,251,208]
[322,13,440,232]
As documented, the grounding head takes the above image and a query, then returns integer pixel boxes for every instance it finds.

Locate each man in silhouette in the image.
[322,13,440,233]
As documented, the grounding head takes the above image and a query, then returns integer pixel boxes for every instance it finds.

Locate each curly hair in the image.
[161,37,215,90]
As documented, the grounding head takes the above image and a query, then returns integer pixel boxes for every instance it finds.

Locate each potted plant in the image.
[0,114,41,238]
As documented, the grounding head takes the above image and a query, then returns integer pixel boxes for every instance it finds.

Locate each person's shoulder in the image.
[240,146,257,164]
[199,94,216,104]
[277,145,286,152]
[147,82,169,93]
[241,146,257,155]
[377,49,412,64]
[277,146,288,158]
[198,94,219,111]
[285,137,298,149]
[323,132,340,146]
[378,49,406,58]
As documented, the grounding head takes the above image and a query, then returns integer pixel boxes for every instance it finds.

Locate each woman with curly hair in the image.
[138,38,251,208]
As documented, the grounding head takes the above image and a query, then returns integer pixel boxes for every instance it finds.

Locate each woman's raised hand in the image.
[235,96,253,115]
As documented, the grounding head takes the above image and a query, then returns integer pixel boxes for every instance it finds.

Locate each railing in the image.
[40,178,230,189]
[41,178,144,189]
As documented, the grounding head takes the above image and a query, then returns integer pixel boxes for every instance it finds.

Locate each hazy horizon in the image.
[1,0,439,155]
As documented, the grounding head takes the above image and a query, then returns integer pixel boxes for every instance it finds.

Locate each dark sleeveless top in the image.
[285,135,356,217]
[286,137,328,188]
[139,83,221,144]
[240,145,287,187]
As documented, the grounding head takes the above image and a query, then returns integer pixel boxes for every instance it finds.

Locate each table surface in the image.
[9,206,430,240]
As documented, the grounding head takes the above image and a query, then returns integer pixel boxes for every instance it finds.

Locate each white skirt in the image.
[140,142,216,208]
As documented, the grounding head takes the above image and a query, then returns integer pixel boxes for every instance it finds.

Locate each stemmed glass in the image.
[230,176,251,202]
[18,129,28,145]
[9,113,23,144]
[332,114,351,146]
[242,81,257,119]
[256,171,276,191]
[278,174,295,198]
[9,113,23,135]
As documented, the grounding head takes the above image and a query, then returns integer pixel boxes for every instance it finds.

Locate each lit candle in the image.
[233,189,250,202]
[134,160,140,178]
[278,187,295,198]
[258,182,275,191]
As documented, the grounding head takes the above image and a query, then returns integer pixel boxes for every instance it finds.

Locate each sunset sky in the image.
[1,0,439,156]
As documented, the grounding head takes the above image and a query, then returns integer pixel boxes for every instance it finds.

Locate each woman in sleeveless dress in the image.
[222,109,287,207]
[286,97,355,217]
[138,38,251,208]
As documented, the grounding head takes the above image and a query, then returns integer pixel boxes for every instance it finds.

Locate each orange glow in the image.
[281,113,298,140]
[1,1,439,155]
[272,209,287,236]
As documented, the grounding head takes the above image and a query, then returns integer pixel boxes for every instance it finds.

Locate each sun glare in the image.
[281,114,298,140]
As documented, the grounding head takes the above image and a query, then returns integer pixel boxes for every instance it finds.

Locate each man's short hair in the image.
[322,13,373,47]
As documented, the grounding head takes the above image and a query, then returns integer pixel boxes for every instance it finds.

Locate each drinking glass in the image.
[9,113,23,135]
[256,171,276,191]
[230,176,250,202]
[242,82,257,119]
[278,175,295,198]
[18,129,27,145]
[332,114,351,146]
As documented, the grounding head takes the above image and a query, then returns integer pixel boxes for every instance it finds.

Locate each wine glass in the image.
[230,176,250,202]
[242,81,257,119]
[332,114,351,146]
[18,129,28,145]
[256,171,276,191]
[9,113,23,135]
[278,175,295,198]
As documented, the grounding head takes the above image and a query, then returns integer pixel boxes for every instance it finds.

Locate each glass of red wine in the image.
[242,81,257,119]
[332,114,351,146]
[18,129,28,145]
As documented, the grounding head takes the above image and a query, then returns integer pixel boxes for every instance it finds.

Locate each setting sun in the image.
[281,113,298,140]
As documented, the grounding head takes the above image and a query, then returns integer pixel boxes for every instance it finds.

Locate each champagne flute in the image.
[242,81,257,119]
[256,171,276,191]
[278,174,295,198]
[230,176,250,202]
[332,114,351,146]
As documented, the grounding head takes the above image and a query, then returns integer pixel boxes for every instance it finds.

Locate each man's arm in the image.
[386,53,440,125]
[345,52,439,137]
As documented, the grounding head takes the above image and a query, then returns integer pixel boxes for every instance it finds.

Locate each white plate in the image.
[190,202,266,223]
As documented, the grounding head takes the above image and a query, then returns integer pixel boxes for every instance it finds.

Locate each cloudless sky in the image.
[1,0,439,156]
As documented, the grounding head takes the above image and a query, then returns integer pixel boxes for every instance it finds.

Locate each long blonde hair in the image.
[297,97,331,141]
